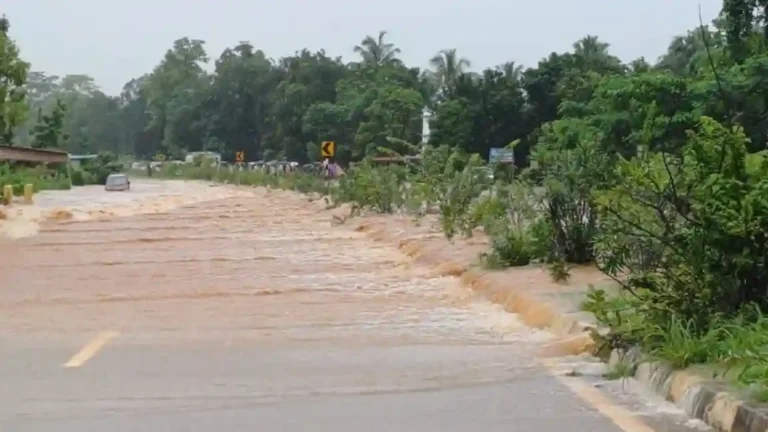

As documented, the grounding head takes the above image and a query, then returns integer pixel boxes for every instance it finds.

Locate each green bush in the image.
[436,155,494,239]
[525,121,615,264]
[71,169,85,186]
[594,117,768,332]
[331,160,407,214]
[80,152,124,184]
[477,183,549,268]
[0,163,71,195]
[482,223,536,267]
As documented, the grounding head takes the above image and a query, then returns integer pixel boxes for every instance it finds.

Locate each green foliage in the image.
[547,260,571,283]
[31,98,68,149]
[437,155,493,239]
[594,117,768,329]
[79,152,124,184]
[331,160,407,214]
[0,16,30,145]
[526,120,613,264]
[482,223,536,268]
[0,163,70,194]
[476,182,550,268]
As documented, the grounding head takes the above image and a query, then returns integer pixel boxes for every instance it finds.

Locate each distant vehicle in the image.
[105,173,131,191]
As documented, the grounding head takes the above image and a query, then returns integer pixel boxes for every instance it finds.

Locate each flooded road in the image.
[0,180,708,431]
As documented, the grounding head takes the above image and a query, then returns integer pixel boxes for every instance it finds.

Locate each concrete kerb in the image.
[347,213,768,432]
[606,352,768,432]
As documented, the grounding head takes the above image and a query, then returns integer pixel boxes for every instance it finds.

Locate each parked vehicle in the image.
[105,173,131,191]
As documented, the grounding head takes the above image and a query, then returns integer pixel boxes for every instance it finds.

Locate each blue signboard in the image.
[489,148,515,164]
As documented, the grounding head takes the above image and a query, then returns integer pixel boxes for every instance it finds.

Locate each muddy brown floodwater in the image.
[0,180,710,431]
[0,182,534,343]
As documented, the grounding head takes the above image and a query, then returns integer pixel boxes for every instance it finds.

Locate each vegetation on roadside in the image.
[140,162,331,196]
[0,163,70,198]
[70,152,124,186]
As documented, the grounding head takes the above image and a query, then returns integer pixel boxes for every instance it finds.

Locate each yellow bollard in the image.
[2,185,12,206]
[23,183,33,205]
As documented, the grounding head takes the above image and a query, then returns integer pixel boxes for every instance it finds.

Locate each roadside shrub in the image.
[547,260,571,283]
[279,172,328,195]
[594,117,768,333]
[399,144,472,217]
[437,154,493,239]
[526,120,616,264]
[482,223,536,267]
[81,152,124,184]
[0,163,71,195]
[478,182,550,268]
[331,160,406,214]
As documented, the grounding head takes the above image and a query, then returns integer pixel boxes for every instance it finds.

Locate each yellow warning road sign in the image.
[235,151,245,163]
[321,141,335,158]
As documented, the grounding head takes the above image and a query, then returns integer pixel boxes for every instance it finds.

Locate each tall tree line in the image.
[4,4,768,164]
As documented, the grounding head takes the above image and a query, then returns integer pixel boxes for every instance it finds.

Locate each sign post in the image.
[320,141,336,181]
[320,141,335,159]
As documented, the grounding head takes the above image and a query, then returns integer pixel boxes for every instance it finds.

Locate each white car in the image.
[105,173,131,191]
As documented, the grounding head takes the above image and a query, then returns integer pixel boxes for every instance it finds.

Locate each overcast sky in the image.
[4,0,723,95]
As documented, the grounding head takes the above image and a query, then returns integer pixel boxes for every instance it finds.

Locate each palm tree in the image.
[353,30,401,67]
[657,31,707,75]
[428,49,471,92]
[572,35,623,73]
[498,61,524,82]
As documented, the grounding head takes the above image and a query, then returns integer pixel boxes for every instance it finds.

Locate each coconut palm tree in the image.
[428,48,472,92]
[353,30,402,67]
[571,35,624,74]
[498,61,524,82]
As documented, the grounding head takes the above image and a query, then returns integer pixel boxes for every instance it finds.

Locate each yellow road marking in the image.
[541,359,657,432]
[63,331,119,368]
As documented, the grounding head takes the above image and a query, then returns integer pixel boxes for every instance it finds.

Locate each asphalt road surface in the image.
[0,181,709,431]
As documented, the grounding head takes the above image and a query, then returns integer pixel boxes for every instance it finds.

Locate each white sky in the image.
[3,0,723,95]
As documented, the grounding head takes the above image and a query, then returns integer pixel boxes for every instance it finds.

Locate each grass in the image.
[604,360,635,380]
[132,164,331,196]
[0,164,71,199]
[583,288,768,402]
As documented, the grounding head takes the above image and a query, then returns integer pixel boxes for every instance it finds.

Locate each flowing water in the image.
[0,180,710,431]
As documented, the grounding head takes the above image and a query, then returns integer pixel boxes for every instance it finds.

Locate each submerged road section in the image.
[0,181,709,431]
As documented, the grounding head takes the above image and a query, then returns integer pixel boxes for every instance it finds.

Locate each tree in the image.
[354,85,424,157]
[206,42,276,160]
[143,38,209,157]
[353,31,401,67]
[428,48,472,95]
[498,61,524,82]
[31,98,67,149]
[0,15,30,145]
[571,35,624,75]
[118,76,154,157]
[723,0,757,63]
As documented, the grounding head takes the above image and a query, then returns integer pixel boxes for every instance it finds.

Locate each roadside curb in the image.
[350,215,768,432]
[607,349,768,432]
